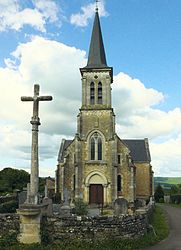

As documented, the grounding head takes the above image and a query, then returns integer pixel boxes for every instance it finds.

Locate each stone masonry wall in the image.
[0,214,19,237]
[43,214,149,243]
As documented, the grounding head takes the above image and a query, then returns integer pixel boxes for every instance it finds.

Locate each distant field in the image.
[154,177,181,190]
[154,177,181,185]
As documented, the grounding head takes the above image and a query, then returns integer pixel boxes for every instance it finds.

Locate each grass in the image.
[167,203,181,209]
[0,206,169,250]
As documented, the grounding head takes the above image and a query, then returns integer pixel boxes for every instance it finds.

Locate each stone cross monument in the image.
[21,84,52,204]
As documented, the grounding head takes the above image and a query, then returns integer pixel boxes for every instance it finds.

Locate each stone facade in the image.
[55,10,153,207]
[135,163,153,199]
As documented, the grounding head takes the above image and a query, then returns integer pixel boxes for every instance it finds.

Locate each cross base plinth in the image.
[17,204,43,244]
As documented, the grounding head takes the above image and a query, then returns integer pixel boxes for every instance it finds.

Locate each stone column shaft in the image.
[61,165,64,200]
[30,120,39,203]
[82,77,86,106]
[75,166,79,199]
[114,166,118,200]
[103,185,107,205]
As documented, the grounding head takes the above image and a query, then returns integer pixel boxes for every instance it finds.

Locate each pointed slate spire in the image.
[85,9,108,68]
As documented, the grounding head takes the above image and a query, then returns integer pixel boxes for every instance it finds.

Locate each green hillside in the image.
[154,177,181,185]
[154,177,181,191]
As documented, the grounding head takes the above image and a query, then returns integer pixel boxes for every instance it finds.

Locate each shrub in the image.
[170,194,181,204]
[159,198,164,203]
[0,200,18,213]
[74,199,88,216]
[154,184,164,202]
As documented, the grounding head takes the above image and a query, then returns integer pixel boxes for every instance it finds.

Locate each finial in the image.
[95,0,99,12]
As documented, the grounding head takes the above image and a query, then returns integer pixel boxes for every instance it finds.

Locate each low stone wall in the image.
[0,195,17,204]
[43,214,149,243]
[0,214,19,237]
[0,207,153,244]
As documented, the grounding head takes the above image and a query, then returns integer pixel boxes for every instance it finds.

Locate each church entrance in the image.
[89,184,103,205]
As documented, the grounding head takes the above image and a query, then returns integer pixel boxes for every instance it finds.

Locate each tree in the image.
[154,184,164,202]
[0,167,30,194]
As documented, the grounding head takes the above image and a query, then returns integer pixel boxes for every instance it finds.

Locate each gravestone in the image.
[59,188,71,217]
[42,197,53,216]
[114,198,128,216]
[18,190,27,205]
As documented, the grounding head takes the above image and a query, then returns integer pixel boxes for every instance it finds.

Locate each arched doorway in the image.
[85,172,107,205]
[89,184,103,205]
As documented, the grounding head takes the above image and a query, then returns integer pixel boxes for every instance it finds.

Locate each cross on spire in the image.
[95,0,99,12]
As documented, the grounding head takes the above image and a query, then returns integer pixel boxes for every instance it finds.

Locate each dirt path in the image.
[143,204,181,250]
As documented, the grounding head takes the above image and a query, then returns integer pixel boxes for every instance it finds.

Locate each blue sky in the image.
[0,0,181,177]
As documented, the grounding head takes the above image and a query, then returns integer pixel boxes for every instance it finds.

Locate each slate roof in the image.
[57,139,72,162]
[80,9,113,82]
[85,10,108,69]
[123,139,151,163]
[58,139,151,163]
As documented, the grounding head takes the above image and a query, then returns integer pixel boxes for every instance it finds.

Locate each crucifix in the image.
[21,84,52,204]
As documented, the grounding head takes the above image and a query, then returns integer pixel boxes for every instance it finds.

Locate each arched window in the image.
[73,175,75,191]
[98,82,102,104]
[90,132,103,161]
[91,137,95,160]
[117,175,122,192]
[98,137,102,160]
[90,82,95,105]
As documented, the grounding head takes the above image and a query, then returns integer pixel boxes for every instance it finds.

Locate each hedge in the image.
[170,194,181,204]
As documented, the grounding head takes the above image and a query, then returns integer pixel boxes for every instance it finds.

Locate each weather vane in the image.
[95,0,99,12]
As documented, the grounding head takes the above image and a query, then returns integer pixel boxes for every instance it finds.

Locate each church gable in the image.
[57,137,151,165]
[58,139,73,163]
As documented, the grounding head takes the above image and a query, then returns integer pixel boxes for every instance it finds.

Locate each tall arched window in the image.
[98,82,102,104]
[117,175,122,192]
[91,137,95,160]
[98,137,102,160]
[90,82,95,104]
[90,132,103,161]
[73,174,76,191]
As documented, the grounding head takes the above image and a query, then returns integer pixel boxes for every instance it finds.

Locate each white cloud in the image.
[113,73,181,140]
[70,0,108,27]
[150,134,181,177]
[0,36,86,176]
[0,0,59,32]
[0,36,180,177]
[33,0,59,23]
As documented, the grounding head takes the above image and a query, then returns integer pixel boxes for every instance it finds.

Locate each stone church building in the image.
[55,9,153,206]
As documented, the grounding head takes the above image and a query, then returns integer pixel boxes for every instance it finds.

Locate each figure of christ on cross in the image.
[21,84,52,204]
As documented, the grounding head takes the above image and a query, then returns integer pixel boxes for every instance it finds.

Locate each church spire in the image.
[85,7,108,68]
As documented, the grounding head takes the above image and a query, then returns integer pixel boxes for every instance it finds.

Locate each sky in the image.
[0,0,181,177]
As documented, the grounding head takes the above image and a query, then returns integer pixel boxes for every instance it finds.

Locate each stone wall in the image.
[135,163,152,199]
[0,214,19,237]
[42,214,149,243]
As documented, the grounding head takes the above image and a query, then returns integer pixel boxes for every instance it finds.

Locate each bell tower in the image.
[78,8,115,140]
[80,8,113,110]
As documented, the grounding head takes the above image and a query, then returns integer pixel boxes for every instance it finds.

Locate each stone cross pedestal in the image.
[21,84,52,204]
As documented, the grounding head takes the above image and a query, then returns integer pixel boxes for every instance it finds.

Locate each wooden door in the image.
[89,184,103,205]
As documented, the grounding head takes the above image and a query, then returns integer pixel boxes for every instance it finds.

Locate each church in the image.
[55,8,153,207]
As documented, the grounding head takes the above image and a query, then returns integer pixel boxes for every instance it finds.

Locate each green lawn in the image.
[0,206,169,250]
